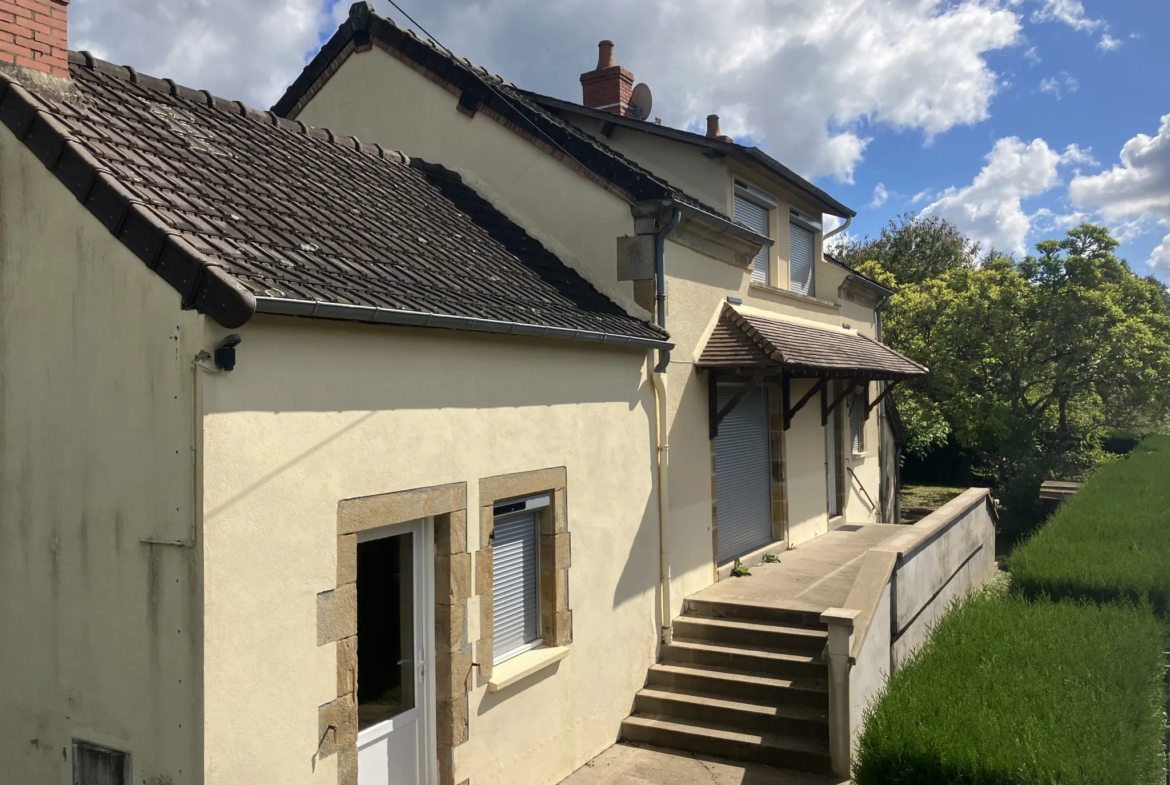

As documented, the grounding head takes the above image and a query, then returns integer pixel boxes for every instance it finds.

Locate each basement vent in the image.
[72,740,130,785]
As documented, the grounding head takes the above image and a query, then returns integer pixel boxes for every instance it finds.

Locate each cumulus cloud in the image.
[1039,72,1079,100]
[1070,114,1170,274]
[71,0,331,108]
[922,137,1092,255]
[1097,33,1122,51]
[870,183,889,209]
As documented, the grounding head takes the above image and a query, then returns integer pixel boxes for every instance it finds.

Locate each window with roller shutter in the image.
[492,495,547,663]
[734,180,776,286]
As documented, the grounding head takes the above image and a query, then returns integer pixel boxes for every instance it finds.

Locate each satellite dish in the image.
[629,83,653,121]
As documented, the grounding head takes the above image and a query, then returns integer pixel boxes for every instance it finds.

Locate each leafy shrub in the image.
[854,593,1167,785]
[1012,434,1170,616]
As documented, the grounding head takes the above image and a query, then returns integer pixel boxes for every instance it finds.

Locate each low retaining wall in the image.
[821,488,998,777]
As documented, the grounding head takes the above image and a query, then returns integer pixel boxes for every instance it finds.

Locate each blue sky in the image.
[73,0,1170,282]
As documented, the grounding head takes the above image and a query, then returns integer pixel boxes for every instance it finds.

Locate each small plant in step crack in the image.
[730,557,751,577]
[761,552,781,564]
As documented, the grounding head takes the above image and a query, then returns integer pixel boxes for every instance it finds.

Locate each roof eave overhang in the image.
[255,297,674,351]
[697,362,926,382]
[637,198,773,256]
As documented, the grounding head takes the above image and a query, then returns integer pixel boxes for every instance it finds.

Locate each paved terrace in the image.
[692,524,904,616]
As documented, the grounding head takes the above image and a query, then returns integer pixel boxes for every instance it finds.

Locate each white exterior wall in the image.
[0,123,203,784]
[200,315,661,785]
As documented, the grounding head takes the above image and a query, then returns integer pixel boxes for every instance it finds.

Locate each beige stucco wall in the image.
[0,127,203,783]
[660,240,882,613]
[200,315,660,785]
[294,46,641,320]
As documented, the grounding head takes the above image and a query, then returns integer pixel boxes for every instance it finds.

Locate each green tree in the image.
[862,223,1170,539]
[834,212,979,286]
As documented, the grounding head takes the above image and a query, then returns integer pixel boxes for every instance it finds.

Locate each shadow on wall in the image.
[203,316,653,415]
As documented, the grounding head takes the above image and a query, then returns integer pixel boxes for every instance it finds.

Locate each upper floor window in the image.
[789,209,821,297]
[734,180,777,286]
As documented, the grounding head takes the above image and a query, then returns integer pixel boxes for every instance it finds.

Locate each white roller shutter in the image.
[789,222,815,296]
[492,510,539,661]
[714,384,774,563]
[735,194,770,285]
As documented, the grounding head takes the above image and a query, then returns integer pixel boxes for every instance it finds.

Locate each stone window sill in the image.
[749,282,840,310]
[850,452,871,461]
[487,645,569,693]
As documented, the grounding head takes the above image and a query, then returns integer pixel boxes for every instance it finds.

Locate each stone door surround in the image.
[316,482,470,785]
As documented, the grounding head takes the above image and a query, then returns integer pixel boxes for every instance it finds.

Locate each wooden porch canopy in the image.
[698,304,928,436]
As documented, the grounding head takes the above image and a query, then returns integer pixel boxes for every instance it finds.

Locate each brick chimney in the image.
[706,114,732,143]
[580,40,634,116]
[0,0,69,78]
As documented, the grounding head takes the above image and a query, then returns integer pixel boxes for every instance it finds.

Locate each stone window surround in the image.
[475,467,572,687]
[709,379,789,576]
[316,482,471,785]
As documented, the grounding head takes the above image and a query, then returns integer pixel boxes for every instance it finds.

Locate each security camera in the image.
[214,334,242,371]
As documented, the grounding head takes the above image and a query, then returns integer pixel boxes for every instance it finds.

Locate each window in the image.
[734,180,777,285]
[492,493,548,663]
[789,209,821,297]
[72,740,129,785]
[849,390,866,454]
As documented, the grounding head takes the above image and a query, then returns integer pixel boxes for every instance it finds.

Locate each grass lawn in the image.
[854,589,1168,785]
[1012,434,1170,616]
[899,484,968,524]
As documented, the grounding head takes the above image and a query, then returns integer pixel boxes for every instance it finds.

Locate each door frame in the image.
[355,516,437,785]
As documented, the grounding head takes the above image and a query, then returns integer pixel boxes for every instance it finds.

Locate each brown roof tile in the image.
[0,54,669,348]
[698,305,927,380]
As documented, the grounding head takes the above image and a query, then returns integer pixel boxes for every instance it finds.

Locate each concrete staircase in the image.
[621,597,832,775]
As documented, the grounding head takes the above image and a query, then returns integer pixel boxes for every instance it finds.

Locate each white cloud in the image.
[922,137,1073,255]
[1023,46,1041,65]
[71,0,331,108]
[911,189,935,205]
[1070,114,1170,274]
[1039,72,1079,100]
[1061,143,1097,167]
[1097,33,1122,51]
[374,0,1023,183]
[870,183,889,209]
[1028,0,1103,31]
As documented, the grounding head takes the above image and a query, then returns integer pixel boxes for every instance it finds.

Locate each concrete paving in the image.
[558,743,848,785]
[691,524,904,615]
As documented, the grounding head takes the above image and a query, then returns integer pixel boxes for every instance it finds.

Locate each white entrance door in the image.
[356,518,435,785]
[714,383,774,563]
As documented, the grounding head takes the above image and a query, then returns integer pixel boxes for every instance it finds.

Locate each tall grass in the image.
[854,592,1167,785]
[1012,434,1170,615]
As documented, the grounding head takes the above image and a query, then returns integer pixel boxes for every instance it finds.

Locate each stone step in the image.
[673,615,828,654]
[683,598,826,630]
[662,640,826,680]
[633,687,828,739]
[621,714,833,775]
[647,663,828,709]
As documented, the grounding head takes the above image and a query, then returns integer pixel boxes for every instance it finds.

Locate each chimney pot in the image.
[580,39,635,116]
[596,40,616,70]
[706,115,721,139]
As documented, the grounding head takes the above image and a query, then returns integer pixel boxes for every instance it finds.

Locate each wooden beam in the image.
[784,378,825,431]
[865,381,898,417]
[822,380,857,426]
[600,120,616,138]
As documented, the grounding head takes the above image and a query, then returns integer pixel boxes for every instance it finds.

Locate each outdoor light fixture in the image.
[214,334,242,371]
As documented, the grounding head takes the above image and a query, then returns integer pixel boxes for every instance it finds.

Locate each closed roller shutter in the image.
[790,222,815,296]
[715,384,774,563]
[735,194,770,285]
[492,511,539,660]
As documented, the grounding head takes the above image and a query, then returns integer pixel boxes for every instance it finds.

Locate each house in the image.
[0,3,996,785]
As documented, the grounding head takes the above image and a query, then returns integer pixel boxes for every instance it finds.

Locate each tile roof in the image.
[0,53,670,347]
[698,305,927,380]
[273,3,768,248]
[524,91,856,220]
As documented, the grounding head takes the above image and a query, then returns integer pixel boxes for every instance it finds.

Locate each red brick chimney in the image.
[0,0,69,78]
[580,40,634,116]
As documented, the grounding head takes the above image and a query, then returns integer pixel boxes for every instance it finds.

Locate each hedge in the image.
[853,592,1167,785]
[1012,434,1170,615]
